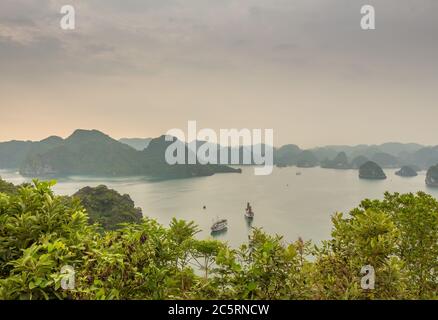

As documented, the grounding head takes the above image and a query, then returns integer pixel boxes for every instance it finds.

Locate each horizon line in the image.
[0,128,435,150]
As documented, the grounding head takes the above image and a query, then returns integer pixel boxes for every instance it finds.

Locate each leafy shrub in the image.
[0,181,436,300]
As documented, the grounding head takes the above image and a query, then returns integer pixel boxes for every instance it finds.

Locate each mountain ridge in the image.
[15,130,240,179]
[1,131,437,173]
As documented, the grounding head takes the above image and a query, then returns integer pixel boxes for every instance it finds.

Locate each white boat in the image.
[211,219,228,233]
[245,202,254,219]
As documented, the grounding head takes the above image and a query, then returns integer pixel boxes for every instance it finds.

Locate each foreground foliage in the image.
[0,181,436,300]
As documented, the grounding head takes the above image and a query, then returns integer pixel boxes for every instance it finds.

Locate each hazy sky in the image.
[0,0,437,147]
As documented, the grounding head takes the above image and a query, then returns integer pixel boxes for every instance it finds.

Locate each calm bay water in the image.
[2,167,437,246]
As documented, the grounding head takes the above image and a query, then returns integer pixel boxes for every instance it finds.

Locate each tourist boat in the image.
[211,218,228,233]
[245,202,254,219]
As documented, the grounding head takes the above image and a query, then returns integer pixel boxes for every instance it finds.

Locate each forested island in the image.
[0,130,240,179]
[359,161,387,180]
[395,166,418,177]
[273,143,438,171]
[426,165,438,188]
[73,185,143,230]
[0,179,436,300]
[320,152,350,169]
[1,131,438,188]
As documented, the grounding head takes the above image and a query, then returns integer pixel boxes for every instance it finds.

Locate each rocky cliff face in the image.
[359,161,387,180]
[426,164,438,187]
[395,166,418,177]
[20,155,58,176]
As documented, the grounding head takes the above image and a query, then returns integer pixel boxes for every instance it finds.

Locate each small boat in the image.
[211,218,228,233]
[245,202,254,219]
[296,172,302,176]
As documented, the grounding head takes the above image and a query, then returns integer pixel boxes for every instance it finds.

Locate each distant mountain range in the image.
[273,142,438,170]
[0,130,240,179]
[0,131,437,178]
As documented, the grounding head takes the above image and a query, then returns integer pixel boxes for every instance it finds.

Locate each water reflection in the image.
[2,167,438,247]
[245,216,254,228]
[210,228,228,238]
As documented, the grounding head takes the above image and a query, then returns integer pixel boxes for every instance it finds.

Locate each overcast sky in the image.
[0,0,437,147]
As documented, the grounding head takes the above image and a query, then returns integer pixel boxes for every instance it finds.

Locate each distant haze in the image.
[1,0,437,148]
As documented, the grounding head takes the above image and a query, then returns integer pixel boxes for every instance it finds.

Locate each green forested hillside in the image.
[19,130,240,179]
[0,141,33,169]
[2,133,438,173]
[0,181,436,300]
[73,185,143,230]
[0,178,19,195]
[20,130,145,176]
[0,137,64,169]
